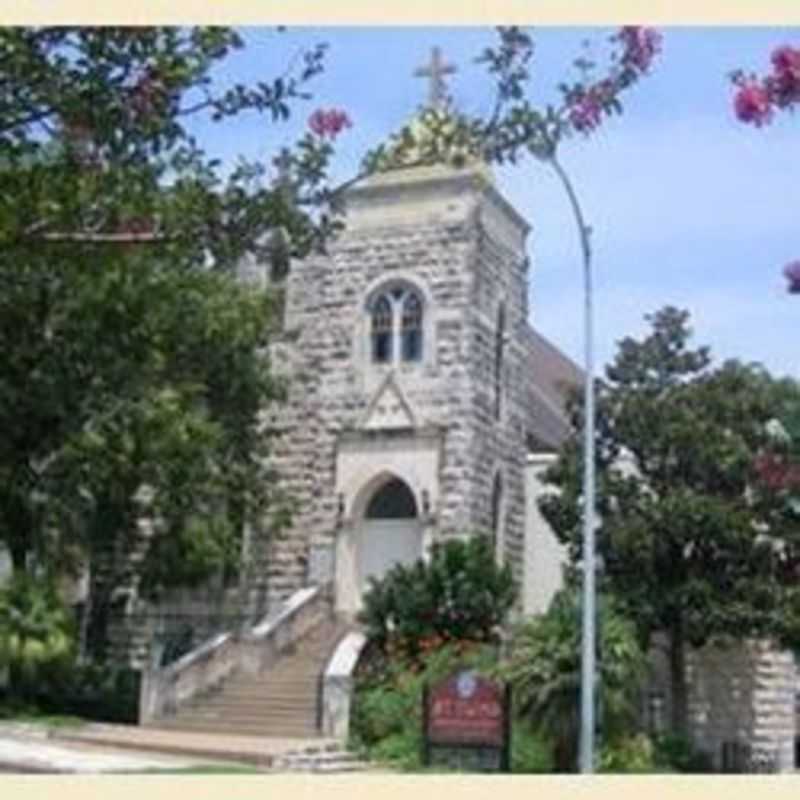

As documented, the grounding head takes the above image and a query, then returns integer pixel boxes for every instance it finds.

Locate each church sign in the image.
[422,668,511,772]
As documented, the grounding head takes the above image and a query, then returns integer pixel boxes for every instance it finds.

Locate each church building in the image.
[4,47,797,773]
[248,122,579,620]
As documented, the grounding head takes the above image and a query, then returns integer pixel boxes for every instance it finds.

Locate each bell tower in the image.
[259,50,536,614]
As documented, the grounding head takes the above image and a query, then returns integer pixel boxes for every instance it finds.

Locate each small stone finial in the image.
[413,46,457,111]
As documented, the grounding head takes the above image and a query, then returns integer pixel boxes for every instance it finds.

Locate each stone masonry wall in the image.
[259,165,540,606]
[648,637,796,772]
[464,198,532,593]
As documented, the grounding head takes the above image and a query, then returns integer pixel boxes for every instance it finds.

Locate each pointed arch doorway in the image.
[359,477,422,591]
[336,474,423,614]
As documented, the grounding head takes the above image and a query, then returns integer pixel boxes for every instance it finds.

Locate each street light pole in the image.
[549,154,596,774]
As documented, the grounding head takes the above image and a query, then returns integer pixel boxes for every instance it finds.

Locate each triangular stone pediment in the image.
[361,373,417,431]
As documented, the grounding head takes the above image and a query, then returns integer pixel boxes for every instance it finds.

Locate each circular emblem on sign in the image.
[456,670,477,699]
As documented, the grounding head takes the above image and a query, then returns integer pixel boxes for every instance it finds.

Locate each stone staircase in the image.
[150,618,348,739]
[268,741,373,773]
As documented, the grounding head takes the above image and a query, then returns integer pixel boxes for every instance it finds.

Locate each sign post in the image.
[423,668,511,772]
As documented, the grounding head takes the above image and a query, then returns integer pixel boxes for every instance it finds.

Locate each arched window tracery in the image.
[368,284,425,365]
[401,292,423,362]
[371,294,393,363]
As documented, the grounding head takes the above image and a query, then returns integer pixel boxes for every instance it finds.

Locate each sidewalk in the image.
[0,723,210,773]
[0,721,341,773]
[53,722,340,768]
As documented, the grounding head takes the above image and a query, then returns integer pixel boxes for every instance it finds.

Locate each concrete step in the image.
[148,616,352,739]
[270,747,372,773]
[228,668,322,679]
[174,707,317,724]
[155,715,318,730]
[174,702,317,716]
[173,707,317,722]
[54,723,340,767]
[202,679,319,693]
[192,695,317,710]
[152,721,320,738]
[183,705,315,716]
[220,676,318,686]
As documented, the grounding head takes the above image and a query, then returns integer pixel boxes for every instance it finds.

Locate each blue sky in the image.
[192,27,800,378]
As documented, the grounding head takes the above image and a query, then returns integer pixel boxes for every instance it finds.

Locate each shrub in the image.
[350,641,499,771]
[599,734,660,773]
[501,588,647,771]
[358,536,515,664]
[351,641,558,774]
[0,575,75,701]
[12,661,141,723]
[653,732,714,773]
[511,724,554,773]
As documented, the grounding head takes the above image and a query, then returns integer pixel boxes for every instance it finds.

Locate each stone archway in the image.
[336,473,423,615]
[358,477,422,592]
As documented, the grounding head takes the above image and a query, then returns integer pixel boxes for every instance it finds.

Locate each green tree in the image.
[502,589,646,772]
[0,27,348,659]
[539,306,800,736]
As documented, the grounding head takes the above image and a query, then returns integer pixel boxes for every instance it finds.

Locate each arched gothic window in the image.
[371,295,393,363]
[368,285,424,364]
[401,292,423,362]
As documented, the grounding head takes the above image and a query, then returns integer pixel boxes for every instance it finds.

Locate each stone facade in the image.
[249,162,576,617]
[648,636,797,771]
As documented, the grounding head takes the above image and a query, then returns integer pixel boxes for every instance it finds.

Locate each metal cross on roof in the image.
[413,46,457,111]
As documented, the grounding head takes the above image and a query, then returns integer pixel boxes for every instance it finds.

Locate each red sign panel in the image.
[426,669,506,747]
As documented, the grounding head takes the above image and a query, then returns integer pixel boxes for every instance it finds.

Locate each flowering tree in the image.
[732,45,800,126]
[363,26,661,172]
[731,43,800,293]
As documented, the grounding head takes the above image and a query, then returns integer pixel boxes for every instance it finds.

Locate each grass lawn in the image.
[0,707,86,729]
[127,764,263,774]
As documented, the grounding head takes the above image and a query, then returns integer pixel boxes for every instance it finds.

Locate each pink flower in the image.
[568,81,615,134]
[783,260,800,294]
[733,79,773,126]
[771,45,800,80]
[767,45,800,109]
[308,108,352,139]
[617,26,662,73]
[569,93,603,133]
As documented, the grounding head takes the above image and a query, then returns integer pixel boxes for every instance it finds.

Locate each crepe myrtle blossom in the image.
[617,25,662,74]
[732,48,800,294]
[569,85,607,133]
[308,108,352,139]
[755,452,800,492]
[566,27,661,136]
[732,44,800,125]
[733,78,774,126]
[767,45,800,108]
[783,260,800,294]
